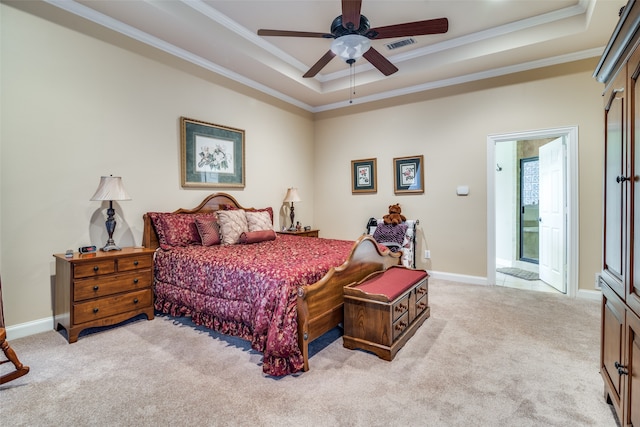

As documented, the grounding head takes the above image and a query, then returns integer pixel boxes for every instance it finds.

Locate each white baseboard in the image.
[5,316,54,340]
[577,288,602,301]
[428,270,488,285]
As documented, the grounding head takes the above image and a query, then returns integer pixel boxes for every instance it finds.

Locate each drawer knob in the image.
[93,266,99,272]
[416,288,427,295]
[133,298,139,304]
[133,278,139,284]
[93,308,99,314]
[395,304,407,313]
[134,260,139,266]
[93,285,99,291]
[395,321,407,331]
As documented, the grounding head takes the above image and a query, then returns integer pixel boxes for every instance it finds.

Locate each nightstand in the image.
[53,247,155,343]
[277,229,319,238]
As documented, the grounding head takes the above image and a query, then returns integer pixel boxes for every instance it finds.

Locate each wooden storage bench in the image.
[343,266,429,361]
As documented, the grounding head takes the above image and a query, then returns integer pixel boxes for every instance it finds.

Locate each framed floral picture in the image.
[180,117,245,188]
[351,158,377,193]
[393,155,424,194]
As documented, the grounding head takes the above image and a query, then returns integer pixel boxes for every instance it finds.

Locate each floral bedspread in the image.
[153,234,355,376]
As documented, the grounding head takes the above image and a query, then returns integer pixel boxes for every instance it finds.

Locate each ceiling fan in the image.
[257,0,448,78]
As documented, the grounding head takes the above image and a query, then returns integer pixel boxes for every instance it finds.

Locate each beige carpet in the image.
[1,279,618,426]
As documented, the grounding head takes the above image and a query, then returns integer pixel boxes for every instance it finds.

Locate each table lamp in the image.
[283,187,301,231]
[90,175,131,251]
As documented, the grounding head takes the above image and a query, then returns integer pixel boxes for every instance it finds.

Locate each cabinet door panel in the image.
[632,54,640,315]
[628,309,640,427]
[603,73,626,296]
[602,284,625,420]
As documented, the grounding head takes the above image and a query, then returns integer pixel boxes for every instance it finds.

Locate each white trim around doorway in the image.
[487,126,579,297]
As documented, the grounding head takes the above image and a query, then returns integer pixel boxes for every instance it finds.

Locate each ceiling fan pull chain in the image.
[349,61,355,104]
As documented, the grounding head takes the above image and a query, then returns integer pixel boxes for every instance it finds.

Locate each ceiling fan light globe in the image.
[330,34,371,62]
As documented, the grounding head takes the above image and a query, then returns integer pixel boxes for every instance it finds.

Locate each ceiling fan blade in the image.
[258,29,332,38]
[363,47,398,76]
[342,0,362,30]
[368,18,448,39]
[303,50,337,78]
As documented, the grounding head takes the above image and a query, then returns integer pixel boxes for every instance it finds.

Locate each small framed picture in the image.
[351,158,377,194]
[393,155,424,194]
[180,117,245,188]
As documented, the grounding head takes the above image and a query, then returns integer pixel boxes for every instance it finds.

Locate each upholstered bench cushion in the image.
[353,266,428,302]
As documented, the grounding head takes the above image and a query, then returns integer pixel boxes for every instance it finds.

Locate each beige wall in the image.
[0,5,314,326]
[1,4,605,331]
[313,59,603,289]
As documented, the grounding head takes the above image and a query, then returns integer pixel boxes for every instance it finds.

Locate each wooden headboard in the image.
[142,192,248,250]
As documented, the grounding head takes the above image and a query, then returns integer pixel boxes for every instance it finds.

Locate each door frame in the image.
[487,126,578,297]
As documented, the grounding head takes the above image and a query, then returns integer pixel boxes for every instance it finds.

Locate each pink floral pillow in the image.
[148,212,216,250]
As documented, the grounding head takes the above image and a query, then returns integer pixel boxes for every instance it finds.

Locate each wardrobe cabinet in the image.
[594,1,640,425]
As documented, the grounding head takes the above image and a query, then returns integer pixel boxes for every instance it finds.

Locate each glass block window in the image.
[521,158,539,206]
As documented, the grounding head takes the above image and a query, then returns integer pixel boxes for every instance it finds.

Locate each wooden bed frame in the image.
[142,192,400,371]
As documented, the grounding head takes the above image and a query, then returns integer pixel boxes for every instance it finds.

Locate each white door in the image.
[538,137,566,293]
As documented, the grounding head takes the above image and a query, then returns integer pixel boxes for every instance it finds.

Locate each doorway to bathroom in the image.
[487,127,578,296]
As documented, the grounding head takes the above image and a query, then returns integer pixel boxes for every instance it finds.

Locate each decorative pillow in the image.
[246,210,272,232]
[223,205,274,224]
[217,209,248,245]
[239,229,276,244]
[148,212,216,250]
[195,216,220,246]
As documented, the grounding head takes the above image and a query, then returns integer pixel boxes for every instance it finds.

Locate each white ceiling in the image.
[8,0,624,112]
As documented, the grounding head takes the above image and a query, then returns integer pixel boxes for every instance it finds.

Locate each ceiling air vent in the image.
[385,38,415,50]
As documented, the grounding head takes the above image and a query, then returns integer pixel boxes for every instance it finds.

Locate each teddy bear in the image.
[383,203,406,225]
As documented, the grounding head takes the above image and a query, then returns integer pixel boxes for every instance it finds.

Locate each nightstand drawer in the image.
[118,255,152,272]
[74,270,152,302]
[73,289,152,324]
[74,260,116,278]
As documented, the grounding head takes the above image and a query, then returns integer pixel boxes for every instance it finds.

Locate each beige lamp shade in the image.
[283,187,301,203]
[90,176,131,201]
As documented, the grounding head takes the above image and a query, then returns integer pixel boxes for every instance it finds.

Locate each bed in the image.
[142,193,400,376]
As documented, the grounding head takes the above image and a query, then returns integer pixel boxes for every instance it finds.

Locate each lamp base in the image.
[101,238,121,251]
[101,203,121,251]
